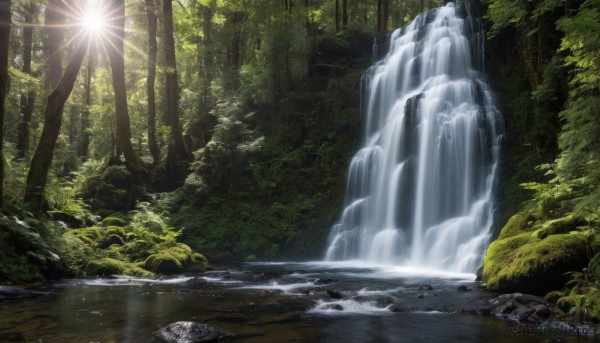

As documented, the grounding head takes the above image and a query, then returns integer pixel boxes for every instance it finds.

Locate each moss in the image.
[118,239,157,260]
[102,217,128,227]
[85,257,154,277]
[497,210,537,239]
[143,253,183,274]
[483,230,596,294]
[96,234,125,249]
[536,214,586,239]
[67,227,103,245]
[191,252,209,265]
[105,226,126,237]
[86,257,127,275]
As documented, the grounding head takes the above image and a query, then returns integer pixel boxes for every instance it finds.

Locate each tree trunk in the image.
[0,0,11,207]
[163,0,191,161]
[106,0,144,175]
[46,0,66,90]
[80,49,94,159]
[24,33,89,210]
[145,0,160,164]
[335,0,340,32]
[342,0,348,28]
[17,1,36,160]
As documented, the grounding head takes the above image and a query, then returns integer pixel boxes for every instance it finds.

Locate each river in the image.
[0,262,593,342]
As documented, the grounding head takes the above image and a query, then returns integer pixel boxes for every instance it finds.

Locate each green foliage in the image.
[64,204,207,276]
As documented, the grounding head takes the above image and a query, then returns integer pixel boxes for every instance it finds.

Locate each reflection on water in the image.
[0,263,593,342]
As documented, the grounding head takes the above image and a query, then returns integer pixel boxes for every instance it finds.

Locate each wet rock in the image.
[532,304,551,319]
[416,293,426,299]
[487,293,556,323]
[353,295,395,305]
[326,290,343,299]
[315,278,337,285]
[456,285,471,292]
[0,286,45,300]
[516,307,535,321]
[418,284,433,291]
[156,321,233,343]
[388,304,404,312]
[323,304,344,311]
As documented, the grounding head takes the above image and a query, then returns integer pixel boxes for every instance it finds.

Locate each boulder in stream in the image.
[156,321,233,343]
[0,286,45,300]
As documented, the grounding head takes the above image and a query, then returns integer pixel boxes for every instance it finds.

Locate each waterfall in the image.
[324,2,503,273]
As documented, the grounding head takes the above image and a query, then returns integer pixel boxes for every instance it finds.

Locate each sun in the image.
[79,0,108,35]
[83,12,105,33]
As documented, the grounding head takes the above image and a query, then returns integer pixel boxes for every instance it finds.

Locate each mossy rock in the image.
[535,215,587,239]
[102,165,130,188]
[143,253,183,274]
[96,234,126,249]
[191,253,209,266]
[105,226,126,237]
[85,258,154,277]
[86,257,127,276]
[67,227,103,245]
[497,210,537,239]
[483,230,597,295]
[118,239,157,261]
[102,217,128,227]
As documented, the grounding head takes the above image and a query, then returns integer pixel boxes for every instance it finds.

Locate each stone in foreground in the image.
[156,321,233,343]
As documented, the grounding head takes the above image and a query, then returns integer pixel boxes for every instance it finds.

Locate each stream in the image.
[0,262,593,342]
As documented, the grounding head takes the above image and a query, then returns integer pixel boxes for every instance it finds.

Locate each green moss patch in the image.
[483,230,596,294]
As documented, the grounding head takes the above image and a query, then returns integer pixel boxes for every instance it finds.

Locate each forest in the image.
[0,0,599,332]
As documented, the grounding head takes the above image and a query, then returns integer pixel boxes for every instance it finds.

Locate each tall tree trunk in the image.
[106,0,144,175]
[145,0,160,164]
[0,0,11,207]
[17,1,36,160]
[342,0,348,28]
[24,33,89,210]
[46,0,65,90]
[80,49,94,159]
[335,0,339,32]
[201,1,214,115]
[163,0,191,161]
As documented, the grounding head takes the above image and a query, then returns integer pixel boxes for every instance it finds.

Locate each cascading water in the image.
[324,2,503,273]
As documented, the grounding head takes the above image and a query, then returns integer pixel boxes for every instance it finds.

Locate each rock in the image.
[0,286,45,300]
[516,307,535,321]
[315,278,337,285]
[144,253,183,274]
[388,304,404,312]
[416,293,426,299]
[323,304,344,311]
[326,290,342,299]
[156,321,233,343]
[352,295,395,305]
[456,285,471,292]
[482,212,599,295]
[532,304,551,319]
[418,284,433,290]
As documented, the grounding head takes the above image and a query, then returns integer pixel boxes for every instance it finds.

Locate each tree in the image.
[163,0,191,163]
[105,0,144,175]
[17,1,37,159]
[24,30,90,210]
[145,0,160,164]
[0,0,11,207]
